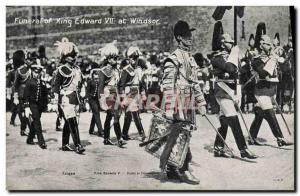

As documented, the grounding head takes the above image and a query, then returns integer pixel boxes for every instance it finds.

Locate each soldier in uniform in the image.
[12,50,31,136]
[119,46,147,142]
[159,20,207,184]
[24,64,48,149]
[240,34,257,113]
[272,33,285,112]
[248,34,293,147]
[283,35,294,113]
[273,33,293,113]
[52,37,85,154]
[86,69,104,137]
[98,42,126,147]
[210,33,257,159]
[6,60,18,126]
[147,54,163,109]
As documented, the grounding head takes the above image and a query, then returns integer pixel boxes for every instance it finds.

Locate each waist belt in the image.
[212,79,236,83]
[60,90,75,96]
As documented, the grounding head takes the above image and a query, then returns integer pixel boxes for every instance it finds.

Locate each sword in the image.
[139,130,171,147]
[272,97,292,135]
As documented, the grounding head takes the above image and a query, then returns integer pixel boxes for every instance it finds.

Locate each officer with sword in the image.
[248,33,293,147]
[210,33,257,159]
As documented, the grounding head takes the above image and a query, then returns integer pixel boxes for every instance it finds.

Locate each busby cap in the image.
[174,20,195,37]
[13,50,25,67]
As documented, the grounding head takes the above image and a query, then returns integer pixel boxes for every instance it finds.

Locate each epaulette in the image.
[58,64,73,78]
[164,53,180,68]
[123,65,135,76]
[100,65,113,78]
[17,65,30,75]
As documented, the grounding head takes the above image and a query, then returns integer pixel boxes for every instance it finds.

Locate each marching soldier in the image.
[274,33,293,113]
[52,37,85,154]
[272,33,285,112]
[240,34,257,113]
[24,64,48,149]
[86,69,104,137]
[159,20,207,184]
[283,35,294,113]
[98,41,126,147]
[6,60,18,126]
[12,50,31,136]
[248,34,293,147]
[147,55,163,109]
[119,46,147,142]
[211,33,257,159]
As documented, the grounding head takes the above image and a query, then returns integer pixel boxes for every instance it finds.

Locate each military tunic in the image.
[24,77,48,145]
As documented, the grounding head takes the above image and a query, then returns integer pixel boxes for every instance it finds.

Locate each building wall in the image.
[6,6,291,58]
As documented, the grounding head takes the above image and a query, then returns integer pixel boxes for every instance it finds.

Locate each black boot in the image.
[240,148,258,159]
[113,118,122,141]
[104,139,115,145]
[67,117,85,154]
[264,109,284,139]
[62,120,70,147]
[214,116,229,157]
[117,139,127,148]
[277,138,293,147]
[20,130,28,136]
[93,112,104,137]
[62,144,74,151]
[39,143,47,149]
[122,112,132,140]
[214,149,231,158]
[103,111,113,140]
[227,116,248,152]
[89,115,96,134]
[132,111,146,141]
[180,170,200,185]
[248,107,264,145]
[26,139,35,145]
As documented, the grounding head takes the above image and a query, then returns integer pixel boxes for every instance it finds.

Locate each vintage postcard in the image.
[6,6,295,191]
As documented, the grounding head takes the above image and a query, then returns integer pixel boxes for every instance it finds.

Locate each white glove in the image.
[52,104,58,112]
[80,91,86,98]
[198,105,207,116]
[13,97,19,105]
[25,107,32,118]
[53,93,59,104]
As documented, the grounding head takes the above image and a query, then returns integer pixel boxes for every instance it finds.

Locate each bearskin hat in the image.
[12,50,25,69]
[248,34,255,47]
[254,22,267,49]
[212,21,224,51]
[273,32,280,46]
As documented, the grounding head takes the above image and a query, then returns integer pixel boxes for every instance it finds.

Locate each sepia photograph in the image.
[5,5,295,191]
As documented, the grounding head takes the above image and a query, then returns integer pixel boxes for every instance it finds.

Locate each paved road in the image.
[6,112,295,190]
